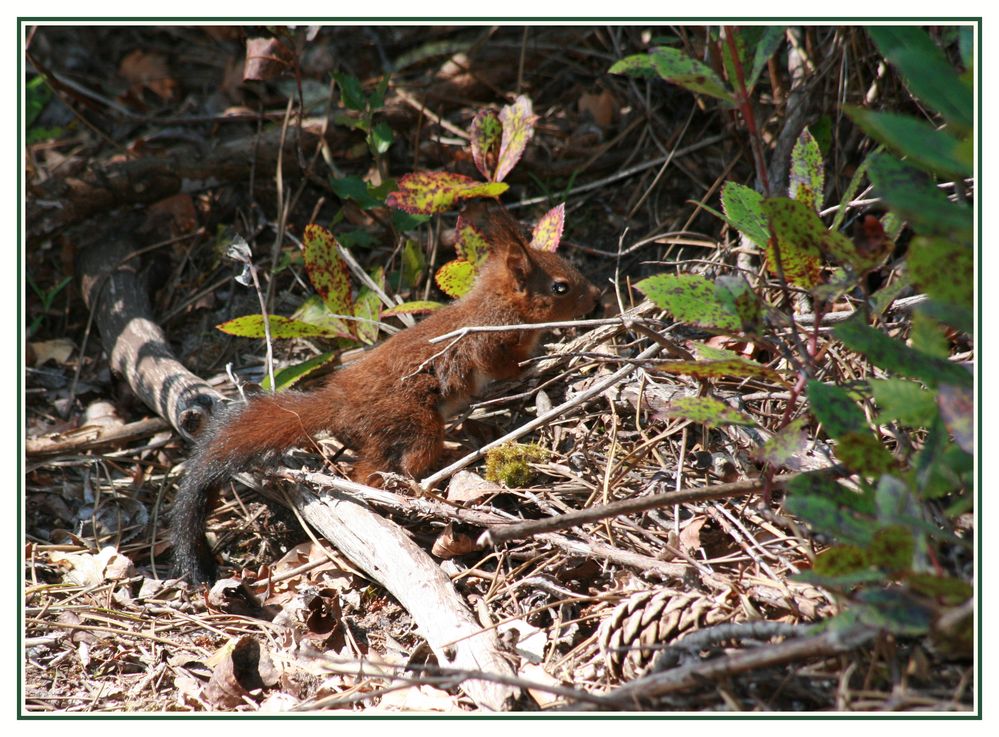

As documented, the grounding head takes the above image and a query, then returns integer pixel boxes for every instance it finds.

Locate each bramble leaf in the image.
[907,237,973,310]
[845,106,972,179]
[836,431,895,477]
[607,53,658,78]
[759,197,826,288]
[714,274,764,334]
[866,26,972,132]
[262,352,337,392]
[530,203,565,252]
[386,172,508,214]
[353,267,384,345]
[789,128,825,211]
[807,381,867,438]
[435,259,476,299]
[867,154,972,241]
[720,181,769,248]
[454,217,489,266]
[646,46,735,102]
[657,396,756,428]
[835,315,972,388]
[381,300,444,317]
[216,314,350,340]
[400,239,425,288]
[869,378,939,427]
[470,109,502,180]
[303,224,353,316]
[635,274,740,332]
[656,343,782,383]
[495,95,536,182]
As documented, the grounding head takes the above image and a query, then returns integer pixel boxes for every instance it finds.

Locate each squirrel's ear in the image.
[504,237,533,290]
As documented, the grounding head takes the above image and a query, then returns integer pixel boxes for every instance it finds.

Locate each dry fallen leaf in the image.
[118,50,178,100]
[30,338,74,367]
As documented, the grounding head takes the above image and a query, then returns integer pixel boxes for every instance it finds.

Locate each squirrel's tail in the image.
[170,391,327,583]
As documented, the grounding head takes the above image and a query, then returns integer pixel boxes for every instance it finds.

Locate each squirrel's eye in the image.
[551,281,569,296]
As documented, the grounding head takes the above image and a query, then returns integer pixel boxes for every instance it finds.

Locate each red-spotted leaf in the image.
[216,314,349,339]
[646,46,735,103]
[789,128,825,211]
[386,172,508,214]
[529,203,565,252]
[658,397,757,428]
[760,198,828,288]
[454,217,489,266]
[382,300,444,317]
[635,274,740,332]
[495,95,536,183]
[656,342,782,383]
[836,431,896,476]
[907,236,973,310]
[303,224,353,316]
[470,109,502,181]
[435,259,477,299]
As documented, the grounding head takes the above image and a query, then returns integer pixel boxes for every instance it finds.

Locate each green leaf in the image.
[607,53,658,78]
[907,237,973,310]
[917,300,973,336]
[391,209,431,232]
[910,311,949,359]
[747,27,785,92]
[836,431,895,477]
[867,153,972,241]
[937,383,974,454]
[495,95,536,182]
[400,239,425,288]
[834,315,972,388]
[216,314,349,339]
[368,121,394,155]
[329,175,384,210]
[657,396,756,428]
[721,181,769,248]
[785,488,879,546]
[303,224,353,316]
[807,381,868,438]
[759,197,826,288]
[907,573,972,606]
[454,218,489,266]
[756,417,809,467]
[869,378,939,427]
[866,26,973,132]
[353,267,384,344]
[714,275,764,334]
[435,259,477,299]
[26,75,52,129]
[529,203,565,252]
[386,172,508,214]
[656,343,782,383]
[646,46,735,103]
[788,471,878,516]
[635,274,740,332]
[368,75,390,110]
[867,524,914,575]
[290,295,353,339]
[333,71,367,111]
[855,588,933,635]
[381,300,444,317]
[812,544,870,577]
[846,106,972,179]
[336,228,376,250]
[262,352,337,392]
[789,128,825,211]
[470,109,503,180]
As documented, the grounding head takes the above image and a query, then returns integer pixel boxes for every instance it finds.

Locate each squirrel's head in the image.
[467,200,601,322]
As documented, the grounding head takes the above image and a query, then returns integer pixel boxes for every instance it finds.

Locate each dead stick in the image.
[478,472,805,547]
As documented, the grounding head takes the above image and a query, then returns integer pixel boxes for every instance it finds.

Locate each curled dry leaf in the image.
[203,636,280,708]
[118,50,178,101]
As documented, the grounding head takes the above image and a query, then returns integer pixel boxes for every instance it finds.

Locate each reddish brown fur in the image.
[171,201,601,582]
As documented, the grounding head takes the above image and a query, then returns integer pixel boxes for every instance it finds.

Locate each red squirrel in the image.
[171,200,601,583]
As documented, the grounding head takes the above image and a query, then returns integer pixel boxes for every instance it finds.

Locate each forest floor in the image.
[23,25,974,713]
